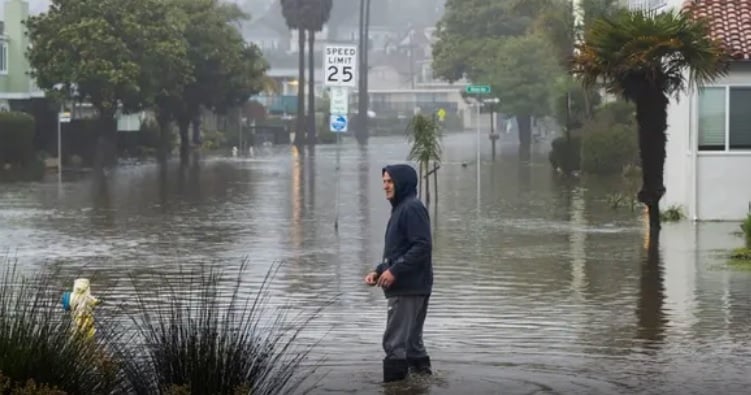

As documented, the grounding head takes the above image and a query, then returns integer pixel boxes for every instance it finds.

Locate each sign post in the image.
[465,85,492,208]
[57,110,71,184]
[324,44,358,231]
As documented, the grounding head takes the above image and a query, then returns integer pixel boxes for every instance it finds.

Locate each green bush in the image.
[0,111,35,167]
[579,102,639,177]
[741,214,751,247]
[581,123,638,175]
[201,130,227,150]
[549,136,581,173]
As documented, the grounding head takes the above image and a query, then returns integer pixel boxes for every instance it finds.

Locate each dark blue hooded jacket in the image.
[375,164,433,298]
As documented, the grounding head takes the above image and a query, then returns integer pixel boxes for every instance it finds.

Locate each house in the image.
[0,0,44,109]
[638,0,751,221]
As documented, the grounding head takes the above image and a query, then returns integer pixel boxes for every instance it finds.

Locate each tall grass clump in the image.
[119,260,326,395]
[0,257,123,394]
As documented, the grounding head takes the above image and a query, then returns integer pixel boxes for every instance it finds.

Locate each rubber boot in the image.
[383,358,408,383]
[408,356,432,375]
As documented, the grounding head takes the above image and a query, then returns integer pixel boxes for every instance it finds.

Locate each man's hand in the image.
[364,271,379,286]
[376,269,395,288]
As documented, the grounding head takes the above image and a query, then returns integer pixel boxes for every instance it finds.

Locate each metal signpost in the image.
[465,85,492,208]
[57,110,71,184]
[324,44,358,231]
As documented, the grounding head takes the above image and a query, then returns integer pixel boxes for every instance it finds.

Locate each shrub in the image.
[660,205,685,222]
[118,260,325,395]
[201,130,227,150]
[580,122,638,175]
[741,214,751,247]
[0,111,35,167]
[548,135,581,173]
[0,258,124,394]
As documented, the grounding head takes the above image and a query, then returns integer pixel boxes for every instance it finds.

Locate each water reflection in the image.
[635,236,667,347]
[1,133,751,393]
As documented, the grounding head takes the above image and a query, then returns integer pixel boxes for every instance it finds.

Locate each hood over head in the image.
[382,164,418,207]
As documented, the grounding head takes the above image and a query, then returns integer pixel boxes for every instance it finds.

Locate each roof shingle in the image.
[684,0,751,60]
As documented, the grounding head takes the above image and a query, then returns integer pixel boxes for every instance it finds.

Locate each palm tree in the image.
[303,0,333,146]
[280,0,306,147]
[406,114,442,207]
[571,9,729,233]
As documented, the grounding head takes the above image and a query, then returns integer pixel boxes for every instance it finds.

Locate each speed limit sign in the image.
[323,44,358,88]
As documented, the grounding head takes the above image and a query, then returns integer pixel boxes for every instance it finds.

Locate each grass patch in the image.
[728,247,751,270]
[660,205,685,222]
[117,260,327,395]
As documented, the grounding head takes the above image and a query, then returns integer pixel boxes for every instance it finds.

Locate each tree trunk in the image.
[178,118,190,163]
[156,112,171,162]
[417,161,423,200]
[307,29,317,146]
[295,28,306,147]
[191,116,201,146]
[433,161,438,206]
[94,108,117,169]
[635,89,669,234]
[517,114,532,149]
[424,161,431,207]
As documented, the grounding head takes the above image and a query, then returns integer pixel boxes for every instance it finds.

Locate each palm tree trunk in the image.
[635,89,669,233]
[307,29,316,146]
[295,29,306,147]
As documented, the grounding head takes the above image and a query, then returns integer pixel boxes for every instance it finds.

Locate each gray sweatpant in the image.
[382,295,430,360]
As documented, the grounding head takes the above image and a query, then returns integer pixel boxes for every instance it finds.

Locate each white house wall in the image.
[663,80,693,218]
[665,63,751,221]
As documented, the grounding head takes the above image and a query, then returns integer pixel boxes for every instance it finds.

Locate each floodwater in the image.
[1,132,750,394]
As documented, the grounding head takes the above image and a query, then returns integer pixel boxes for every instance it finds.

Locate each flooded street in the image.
[1,132,751,394]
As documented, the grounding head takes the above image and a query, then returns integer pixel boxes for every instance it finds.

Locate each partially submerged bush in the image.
[740,214,751,248]
[119,260,325,395]
[0,258,123,394]
[549,136,581,174]
[580,122,638,175]
[660,205,685,222]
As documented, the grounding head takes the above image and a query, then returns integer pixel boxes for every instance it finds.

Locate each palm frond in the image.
[406,114,442,164]
[571,8,730,99]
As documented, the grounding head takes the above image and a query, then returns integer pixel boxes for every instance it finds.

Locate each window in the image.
[698,86,751,151]
[0,41,7,74]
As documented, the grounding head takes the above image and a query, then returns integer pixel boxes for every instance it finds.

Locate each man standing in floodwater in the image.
[364,164,433,383]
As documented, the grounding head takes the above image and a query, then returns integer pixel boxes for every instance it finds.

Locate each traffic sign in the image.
[58,112,71,123]
[324,44,358,87]
[329,87,349,114]
[466,85,491,94]
[330,114,348,133]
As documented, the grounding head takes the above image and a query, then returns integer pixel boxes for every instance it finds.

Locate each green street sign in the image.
[465,85,491,94]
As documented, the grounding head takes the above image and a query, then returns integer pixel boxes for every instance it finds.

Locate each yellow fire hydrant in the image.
[62,278,101,339]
